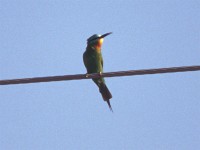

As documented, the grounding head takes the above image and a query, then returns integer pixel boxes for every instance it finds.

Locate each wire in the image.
[0,65,200,85]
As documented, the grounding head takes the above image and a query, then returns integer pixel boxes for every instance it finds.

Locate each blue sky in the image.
[0,0,200,149]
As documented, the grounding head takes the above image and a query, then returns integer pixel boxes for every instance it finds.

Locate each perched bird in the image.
[83,32,113,111]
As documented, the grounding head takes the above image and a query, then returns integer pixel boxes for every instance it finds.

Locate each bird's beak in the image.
[100,32,112,38]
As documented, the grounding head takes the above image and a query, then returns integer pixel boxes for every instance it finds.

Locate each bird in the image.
[83,32,113,111]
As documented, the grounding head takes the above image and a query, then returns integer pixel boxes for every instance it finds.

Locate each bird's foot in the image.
[85,74,89,78]
[99,72,102,77]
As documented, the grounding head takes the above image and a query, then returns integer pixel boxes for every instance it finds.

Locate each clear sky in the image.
[0,0,200,149]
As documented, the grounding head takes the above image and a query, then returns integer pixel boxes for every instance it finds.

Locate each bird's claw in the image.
[99,72,102,77]
[85,74,89,78]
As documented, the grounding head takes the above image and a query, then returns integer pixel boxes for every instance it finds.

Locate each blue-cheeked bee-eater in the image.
[83,32,113,111]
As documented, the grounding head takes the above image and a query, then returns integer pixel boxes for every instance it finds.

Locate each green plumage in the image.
[83,46,104,86]
[83,45,113,111]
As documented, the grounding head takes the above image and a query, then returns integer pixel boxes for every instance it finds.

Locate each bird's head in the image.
[87,32,112,49]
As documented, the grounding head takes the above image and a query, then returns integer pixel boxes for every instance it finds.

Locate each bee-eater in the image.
[83,32,113,111]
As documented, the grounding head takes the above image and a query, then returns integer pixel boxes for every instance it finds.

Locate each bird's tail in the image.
[106,100,113,112]
[99,83,113,111]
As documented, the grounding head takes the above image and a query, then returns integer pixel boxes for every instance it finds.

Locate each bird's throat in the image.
[94,38,103,51]
[93,45,101,52]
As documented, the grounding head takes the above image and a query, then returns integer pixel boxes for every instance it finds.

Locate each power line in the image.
[0,65,200,85]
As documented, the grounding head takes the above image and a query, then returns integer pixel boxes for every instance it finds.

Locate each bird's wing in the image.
[83,52,89,68]
[101,54,103,68]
